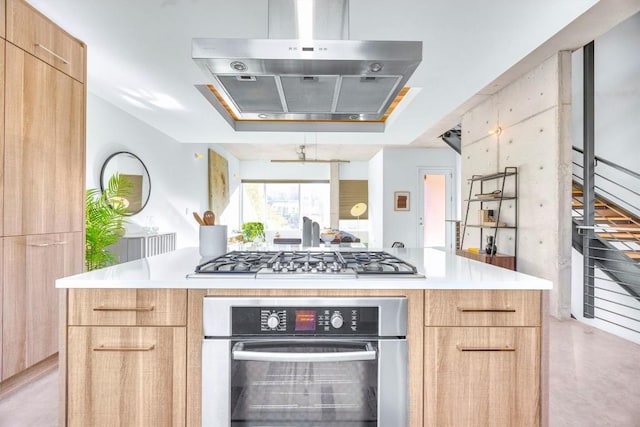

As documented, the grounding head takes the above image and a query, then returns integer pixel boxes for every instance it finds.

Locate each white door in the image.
[417,168,454,250]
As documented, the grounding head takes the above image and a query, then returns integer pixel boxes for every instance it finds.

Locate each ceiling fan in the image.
[270,145,350,163]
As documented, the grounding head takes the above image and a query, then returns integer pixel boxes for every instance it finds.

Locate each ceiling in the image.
[28,0,606,160]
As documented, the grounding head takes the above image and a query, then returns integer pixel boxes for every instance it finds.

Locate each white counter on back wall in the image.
[56,248,552,290]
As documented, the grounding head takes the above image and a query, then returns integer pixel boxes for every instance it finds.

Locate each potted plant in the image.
[241,222,266,245]
[85,174,133,271]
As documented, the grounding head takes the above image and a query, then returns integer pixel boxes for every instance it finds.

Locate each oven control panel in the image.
[231,306,378,335]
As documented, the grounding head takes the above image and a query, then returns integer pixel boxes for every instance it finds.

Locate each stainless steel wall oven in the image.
[202,297,408,426]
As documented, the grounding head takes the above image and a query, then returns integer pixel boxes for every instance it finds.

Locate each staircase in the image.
[571,181,640,300]
[572,182,640,261]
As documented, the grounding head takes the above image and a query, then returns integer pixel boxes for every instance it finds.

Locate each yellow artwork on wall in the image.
[208,149,230,218]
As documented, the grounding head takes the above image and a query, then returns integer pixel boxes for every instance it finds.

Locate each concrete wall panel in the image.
[461,97,499,145]
[498,54,559,129]
[460,137,498,250]
[461,52,572,319]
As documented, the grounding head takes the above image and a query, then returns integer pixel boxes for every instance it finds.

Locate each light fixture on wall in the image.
[194,153,204,159]
[488,126,502,136]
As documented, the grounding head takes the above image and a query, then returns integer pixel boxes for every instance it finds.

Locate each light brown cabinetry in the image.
[68,289,187,326]
[0,0,85,392]
[6,0,85,82]
[2,232,83,379]
[0,40,5,236]
[424,290,541,427]
[0,239,3,364]
[67,326,186,427]
[425,289,541,327]
[3,42,84,236]
[424,327,540,426]
[1,0,5,39]
[66,289,187,426]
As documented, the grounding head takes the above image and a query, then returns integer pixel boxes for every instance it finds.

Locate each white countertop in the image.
[56,248,552,290]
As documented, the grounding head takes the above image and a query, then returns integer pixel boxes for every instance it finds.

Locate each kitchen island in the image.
[56,248,551,427]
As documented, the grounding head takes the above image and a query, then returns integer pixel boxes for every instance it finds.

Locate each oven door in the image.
[202,338,407,427]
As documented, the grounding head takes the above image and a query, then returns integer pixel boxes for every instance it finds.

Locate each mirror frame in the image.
[100,151,151,216]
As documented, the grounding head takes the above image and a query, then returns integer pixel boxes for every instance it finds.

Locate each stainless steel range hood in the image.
[192,0,422,132]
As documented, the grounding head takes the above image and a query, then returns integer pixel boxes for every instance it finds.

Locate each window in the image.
[242,182,330,231]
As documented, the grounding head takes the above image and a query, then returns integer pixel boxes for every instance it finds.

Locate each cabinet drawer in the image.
[425,290,540,326]
[6,0,85,82]
[424,326,540,426]
[67,326,186,427]
[69,289,187,326]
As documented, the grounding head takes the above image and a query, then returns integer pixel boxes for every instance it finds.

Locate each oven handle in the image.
[231,341,377,362]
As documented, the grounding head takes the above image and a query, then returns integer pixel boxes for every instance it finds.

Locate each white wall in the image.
[461,52,573,319]
[373,148,458,248]
[240,161,329,181]
[339,161,369,180]
[368,151,384,248]
[238,160,369,181]
[86,93,240,248]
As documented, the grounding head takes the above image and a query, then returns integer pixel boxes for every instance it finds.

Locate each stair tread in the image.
[597,233,640,239]
[623,251,640,259]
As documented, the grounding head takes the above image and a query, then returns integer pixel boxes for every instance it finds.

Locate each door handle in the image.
[232,341,376,362]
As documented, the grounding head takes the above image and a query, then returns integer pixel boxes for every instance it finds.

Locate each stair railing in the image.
[573,146,640,218]
[572,145,640,337]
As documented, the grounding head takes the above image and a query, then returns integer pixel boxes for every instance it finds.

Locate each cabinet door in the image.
[0,40,5,236]
[6,0,85,82]
[4,43,84,236]
[67,326,186,427]
[424,327,540,427]
[0,0,5,39]
[0,238,3,371]
[2,232,83,379]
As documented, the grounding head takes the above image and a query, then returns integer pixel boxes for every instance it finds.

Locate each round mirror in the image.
[100,152,151,216]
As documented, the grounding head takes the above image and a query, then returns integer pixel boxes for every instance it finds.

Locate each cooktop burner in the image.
[192,250,422,278]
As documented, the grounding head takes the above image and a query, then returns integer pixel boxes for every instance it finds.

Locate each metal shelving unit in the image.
[460,167,518,268]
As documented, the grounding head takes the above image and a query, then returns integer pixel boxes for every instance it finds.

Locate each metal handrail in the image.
[572,145,640,336]
[573,146,640,181]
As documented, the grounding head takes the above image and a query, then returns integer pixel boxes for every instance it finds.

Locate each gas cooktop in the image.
[190,250,423,279]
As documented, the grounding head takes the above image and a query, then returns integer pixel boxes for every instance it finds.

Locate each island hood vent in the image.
[192,0,422,132]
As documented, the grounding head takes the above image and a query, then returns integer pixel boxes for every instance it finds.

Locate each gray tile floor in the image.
[0,317,639,426]
[548,317,640,427]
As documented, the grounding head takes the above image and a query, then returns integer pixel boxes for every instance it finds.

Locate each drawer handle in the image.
[93,344,155,352]
[457,307,516,313]
[28,241,66,248]
[28,242,52,247]
[457,345,515,352]
[35,43,70,65]
[93,306,155,312]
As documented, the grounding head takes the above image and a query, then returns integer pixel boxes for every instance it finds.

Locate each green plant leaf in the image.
[85,173,130,271]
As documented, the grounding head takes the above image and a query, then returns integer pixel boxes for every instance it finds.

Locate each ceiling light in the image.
[258,114,268,119]
[349,115,360,120]
[369,62,383,72]
[488,127,502,136]
[230,61,247,72]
